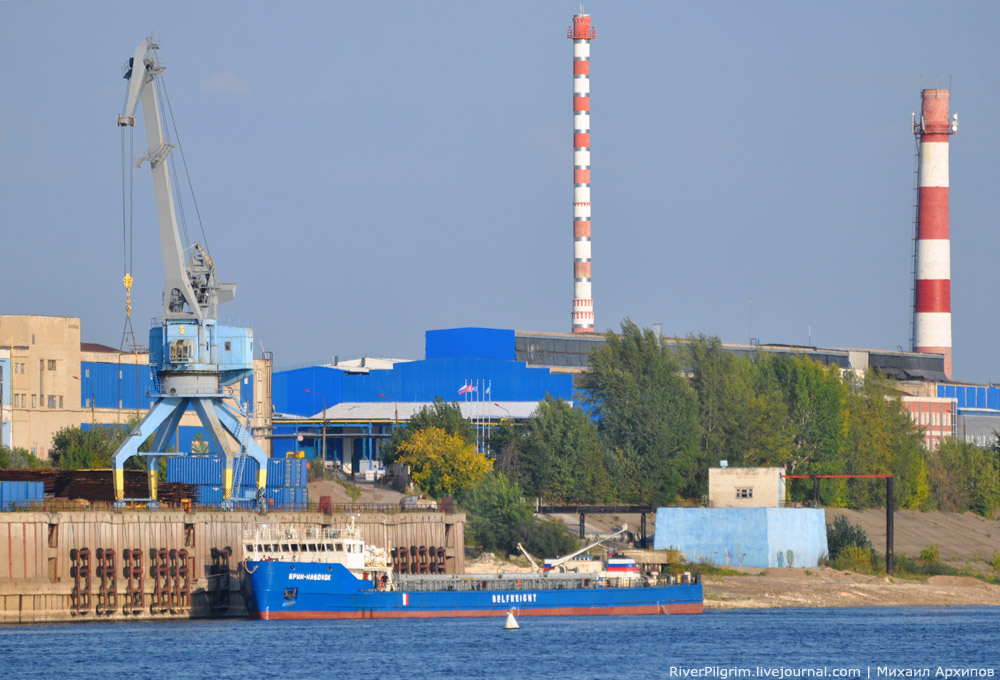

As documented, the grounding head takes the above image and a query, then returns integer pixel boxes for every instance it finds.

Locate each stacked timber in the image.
[0,469,198,505]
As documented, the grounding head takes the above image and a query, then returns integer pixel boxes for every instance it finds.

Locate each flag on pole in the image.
[458,382,475,395]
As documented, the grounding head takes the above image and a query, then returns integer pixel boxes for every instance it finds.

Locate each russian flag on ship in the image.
[605,555,639,574]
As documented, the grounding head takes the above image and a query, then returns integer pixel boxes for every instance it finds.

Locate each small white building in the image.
[708,467,784,508]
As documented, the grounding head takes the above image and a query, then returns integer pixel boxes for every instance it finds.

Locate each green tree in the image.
[763,353,849,504]
[396,426,492,499]
[841,372,931,510]
[50,417,154,472]
[463,472,533,553]
[927,439,1000,517]
[381,397,475,465]
[577,320,699,503]
[517,395,610,502]
[826,514,872,559]
[0,445,50,469]
[462,472,578,557]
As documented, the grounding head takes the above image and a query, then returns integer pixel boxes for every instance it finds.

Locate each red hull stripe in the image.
[259,602,704,620]
[915,279,951,313]
[917,187,949,239]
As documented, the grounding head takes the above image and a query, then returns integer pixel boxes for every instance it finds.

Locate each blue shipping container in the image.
[167,456,224,485]
[0,481,44,511]
[294,487,308,511]
[267,459,286,488]
[196,485,225,506]
[266,487,293,510]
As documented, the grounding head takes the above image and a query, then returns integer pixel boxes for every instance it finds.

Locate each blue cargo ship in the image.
[240,520,703,620]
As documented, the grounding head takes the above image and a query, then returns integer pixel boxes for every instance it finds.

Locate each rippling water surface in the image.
[2,607,998,680]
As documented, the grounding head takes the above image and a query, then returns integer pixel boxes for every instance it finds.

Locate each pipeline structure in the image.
[911,89,957,379]
[570,12,596,334]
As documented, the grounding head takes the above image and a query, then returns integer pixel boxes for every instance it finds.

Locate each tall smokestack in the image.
[912,89,957,379]
[569,12,595,334]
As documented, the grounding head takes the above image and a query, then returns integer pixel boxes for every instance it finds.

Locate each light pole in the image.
[494,402,510,421]
[377,393,398,430]
[73,375,95,425]
[304,389,327,465]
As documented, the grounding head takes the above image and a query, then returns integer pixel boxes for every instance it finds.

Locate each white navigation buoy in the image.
[504,609,520,630]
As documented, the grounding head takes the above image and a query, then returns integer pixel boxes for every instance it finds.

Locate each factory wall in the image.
[274,357,574,416]
[426,328,515,361]
[653,508,828,568]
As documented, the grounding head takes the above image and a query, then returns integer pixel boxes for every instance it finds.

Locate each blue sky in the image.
[2,2,999,381]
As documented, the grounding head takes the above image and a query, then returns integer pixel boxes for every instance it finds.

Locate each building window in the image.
[736,488,753,499]
[224,341,231,351]
[84,368,90,378]
[47,396,56,408]
[58,396,63,409]
[31,395,36,408]
[31,334,35,345]
[256,370,261,381]
[84,398,91,408]
[257,401,262,414]
[47,360,56,370]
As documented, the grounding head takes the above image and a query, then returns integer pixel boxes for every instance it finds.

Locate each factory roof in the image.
[295,400,552,422]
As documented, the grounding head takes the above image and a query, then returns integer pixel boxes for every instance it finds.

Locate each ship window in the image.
[308,544,317,552]
[281,544,290,552]
[335,543,343,552]
[326,543,334,551]
[291,544,300,552]
[245,544,253,553]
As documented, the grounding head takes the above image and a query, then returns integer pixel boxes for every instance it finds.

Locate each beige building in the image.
[708,467,785,508]
[0,315,271,460]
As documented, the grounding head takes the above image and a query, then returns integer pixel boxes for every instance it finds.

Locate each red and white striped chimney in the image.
[569,12,595,334]
[912,89,957,379]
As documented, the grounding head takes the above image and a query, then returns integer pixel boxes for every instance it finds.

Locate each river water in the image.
[2,607,997,679]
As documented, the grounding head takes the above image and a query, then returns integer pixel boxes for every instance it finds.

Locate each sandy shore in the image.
[704,567,1000,609]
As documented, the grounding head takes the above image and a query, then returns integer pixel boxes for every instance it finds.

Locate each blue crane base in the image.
[111,395,268,512]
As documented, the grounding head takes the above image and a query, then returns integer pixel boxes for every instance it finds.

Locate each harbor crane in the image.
[518,524,629,573]
[111,35,268,510]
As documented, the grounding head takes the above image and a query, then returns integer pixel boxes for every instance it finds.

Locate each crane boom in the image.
[117,35,235,323]
[518,525,629,573]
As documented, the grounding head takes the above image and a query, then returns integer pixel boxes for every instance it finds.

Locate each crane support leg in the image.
[210,400,269,492]
[111,397,186,501]
[191,399,235,499]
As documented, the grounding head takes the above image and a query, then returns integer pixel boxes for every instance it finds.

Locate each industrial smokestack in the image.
[911,89,957,379]
[569,12,595,334]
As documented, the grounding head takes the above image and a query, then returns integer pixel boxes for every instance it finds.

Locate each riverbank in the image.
[704,567,1000,609]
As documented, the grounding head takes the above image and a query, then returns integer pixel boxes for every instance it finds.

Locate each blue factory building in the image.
[271,328,576,468]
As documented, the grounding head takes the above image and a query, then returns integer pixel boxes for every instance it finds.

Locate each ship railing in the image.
[394,573,645,592]
[242,524,355,543]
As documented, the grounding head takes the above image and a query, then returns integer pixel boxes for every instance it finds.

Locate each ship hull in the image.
[242,561,703,620]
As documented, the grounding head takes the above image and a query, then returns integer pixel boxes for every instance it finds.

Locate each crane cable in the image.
[159,73,212,260]
[120,86,137,353]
